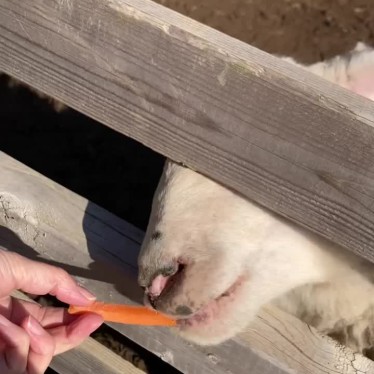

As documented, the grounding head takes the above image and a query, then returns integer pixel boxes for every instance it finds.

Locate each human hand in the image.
[0,249,103,374]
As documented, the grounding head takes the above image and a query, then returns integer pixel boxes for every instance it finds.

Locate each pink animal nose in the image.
[143,262,183,308]
[146,274,170,298]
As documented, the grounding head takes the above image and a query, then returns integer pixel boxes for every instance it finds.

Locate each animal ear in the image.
[345,44,374,100]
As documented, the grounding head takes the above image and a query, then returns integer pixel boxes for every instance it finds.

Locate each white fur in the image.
[138,44,374,354]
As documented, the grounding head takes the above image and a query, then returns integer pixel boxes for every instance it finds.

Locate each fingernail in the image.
[26,316,45,336]
[0,315,11,327]
[77,286,96,301]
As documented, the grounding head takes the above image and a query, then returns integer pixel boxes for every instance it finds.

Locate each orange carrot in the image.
[68,302,176,327]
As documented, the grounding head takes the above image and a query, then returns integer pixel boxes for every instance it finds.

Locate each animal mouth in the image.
[145,262,245,328]
[146,262,185,308]
[176,275,246,329]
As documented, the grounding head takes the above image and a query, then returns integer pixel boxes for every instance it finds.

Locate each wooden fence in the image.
[1,0,374,373]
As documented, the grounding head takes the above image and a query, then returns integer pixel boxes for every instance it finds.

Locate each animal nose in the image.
[147,273,171,299]
[144,271,175,311]
[138,262,179,297]
[139,263,194,317]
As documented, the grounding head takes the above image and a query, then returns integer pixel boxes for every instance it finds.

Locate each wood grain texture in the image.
[12,291,144,374]
[51,338,144,374]
[243,307,374,374]
[1,152,373,374]
[1,0,374,263]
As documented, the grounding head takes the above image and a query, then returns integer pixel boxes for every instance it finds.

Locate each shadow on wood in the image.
[0,220,143,305]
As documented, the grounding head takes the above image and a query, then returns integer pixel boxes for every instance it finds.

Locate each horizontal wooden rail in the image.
[1,0,374,262]
[1,151,373,374]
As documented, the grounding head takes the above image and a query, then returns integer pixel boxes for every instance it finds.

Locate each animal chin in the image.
[176,276,246,330]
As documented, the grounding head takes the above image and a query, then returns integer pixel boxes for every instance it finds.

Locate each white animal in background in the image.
[138,43,374,357]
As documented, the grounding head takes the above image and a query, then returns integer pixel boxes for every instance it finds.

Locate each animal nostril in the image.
[147,293,158,309]
[161,264,179,277]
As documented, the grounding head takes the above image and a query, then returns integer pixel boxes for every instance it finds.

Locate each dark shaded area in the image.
[0,74,165,231]
[46,369,58,374]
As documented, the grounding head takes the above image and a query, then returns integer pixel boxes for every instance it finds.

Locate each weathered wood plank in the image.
[1,0,374,262]
[1,152,373,374]
[51,337,144,374]
[12,291,144,374]
[242,307,374,374]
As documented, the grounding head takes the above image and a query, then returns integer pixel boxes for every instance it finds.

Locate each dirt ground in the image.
[156,0,374,63]
[1,0,374,372]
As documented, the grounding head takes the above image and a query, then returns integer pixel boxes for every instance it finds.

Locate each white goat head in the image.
[138,43,374,346]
